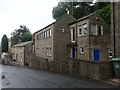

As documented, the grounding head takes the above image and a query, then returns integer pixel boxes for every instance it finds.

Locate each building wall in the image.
[69,23,77,59]
[111,2,120,58]
[89,14,111,61]
[53,15,76,63]
[69,13,111,62]
[24,43,33,66]
[35,24,54,61]
[76,19,90,60]
[11,47,25,66]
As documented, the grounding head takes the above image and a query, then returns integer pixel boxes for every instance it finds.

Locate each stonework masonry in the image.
[111,2,120,58]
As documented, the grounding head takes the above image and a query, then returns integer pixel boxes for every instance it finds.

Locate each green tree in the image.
[1,35,8,53]
[21,32,32,42]
[52,2,110,24]
[52,2,94,20]
[11,25,31,46]
[97,4,110,24]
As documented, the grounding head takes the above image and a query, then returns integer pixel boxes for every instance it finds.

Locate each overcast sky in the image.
[0,0,60,42]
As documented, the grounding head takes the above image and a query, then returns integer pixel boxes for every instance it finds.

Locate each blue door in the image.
[93,49,100,61]
[72,47,76,59]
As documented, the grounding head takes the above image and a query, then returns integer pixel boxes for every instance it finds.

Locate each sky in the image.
[0,0,60,42]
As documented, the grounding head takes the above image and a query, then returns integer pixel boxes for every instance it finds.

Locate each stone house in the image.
[66,12,113,80]
[111,1,120,58]
[11,41,33,66]
[33,13,113,80]
[69,12,112,61]
[34,15,76,64]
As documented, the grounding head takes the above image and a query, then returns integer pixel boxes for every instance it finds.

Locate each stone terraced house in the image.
[69,12,112,61]
[34,15,76,64]
[33,12,113,80]
[11,41,33,66]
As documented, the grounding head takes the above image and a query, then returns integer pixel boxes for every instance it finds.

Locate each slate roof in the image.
[13,41,33,47]
[69,12,97,25]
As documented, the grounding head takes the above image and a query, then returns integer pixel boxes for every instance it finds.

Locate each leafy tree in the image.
[21,32,32,42]
[1,35,8,53]
[11,25,31,46]
[97,4,110,24]
[52,2,110,24]
[52,2,94,20]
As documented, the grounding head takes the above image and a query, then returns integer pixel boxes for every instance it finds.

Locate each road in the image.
[0,64,116,88]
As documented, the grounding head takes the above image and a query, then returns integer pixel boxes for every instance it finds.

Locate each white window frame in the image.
[71,28,76,43]
[83,24,87,35]
[108,49,112,58]
[80,47,84,54]
[101,26,103,35]
[91,24,98,35]
[49,29,52,37]
[47,30,49,38]
[60,28,65,32]
[98,26,103,35]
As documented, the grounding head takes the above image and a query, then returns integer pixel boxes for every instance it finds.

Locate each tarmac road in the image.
[1,64,116,88]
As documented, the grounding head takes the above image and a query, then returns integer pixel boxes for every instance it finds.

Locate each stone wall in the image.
[49,61,68,74]
[30,55,49,71]
[111,2,120,58]
[30,56,113,80]
[68,59,113,80]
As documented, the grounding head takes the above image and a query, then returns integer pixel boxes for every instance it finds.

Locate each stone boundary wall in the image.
[67,59,113,80]
[30,56,113,80]
[49,61,68,74]
[30,55,49,71]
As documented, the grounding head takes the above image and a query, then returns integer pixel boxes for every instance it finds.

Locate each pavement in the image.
[0,64,118,88]
[101,77,120,87]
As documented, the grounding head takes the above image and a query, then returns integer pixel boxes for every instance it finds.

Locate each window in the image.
[91,24,97,35]
[78,24,87,36]
[46,47,52,56]
[98,26,103,35]
[45,31,47,38]
[80,47,84,54]
[39,33,41,39]
[71,28,76,42]
[49,29,52,37]
[43,32,45,38]
[47,30,49,38]
[108,49,112,58]
[78,25,82,36]
[41,32,43,39]
[83,24,87,35]
[60,29,64,32]
[50,29,52,37]
[36,35,39,40]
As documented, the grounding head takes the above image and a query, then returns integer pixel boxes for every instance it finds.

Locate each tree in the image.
[21,32,32,42]
[52,2,110,24]
[1,35,8,53]
[52,2,94,20]
[11,25,31,45]
[97,4,110,24]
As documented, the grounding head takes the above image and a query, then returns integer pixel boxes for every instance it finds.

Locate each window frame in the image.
[80,47,84,54]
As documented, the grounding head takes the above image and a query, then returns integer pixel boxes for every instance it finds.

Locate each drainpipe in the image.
[112,2,116,58]
[89,21,91,61]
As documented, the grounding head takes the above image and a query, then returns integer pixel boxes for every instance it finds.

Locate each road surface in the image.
[0,65,116,88]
